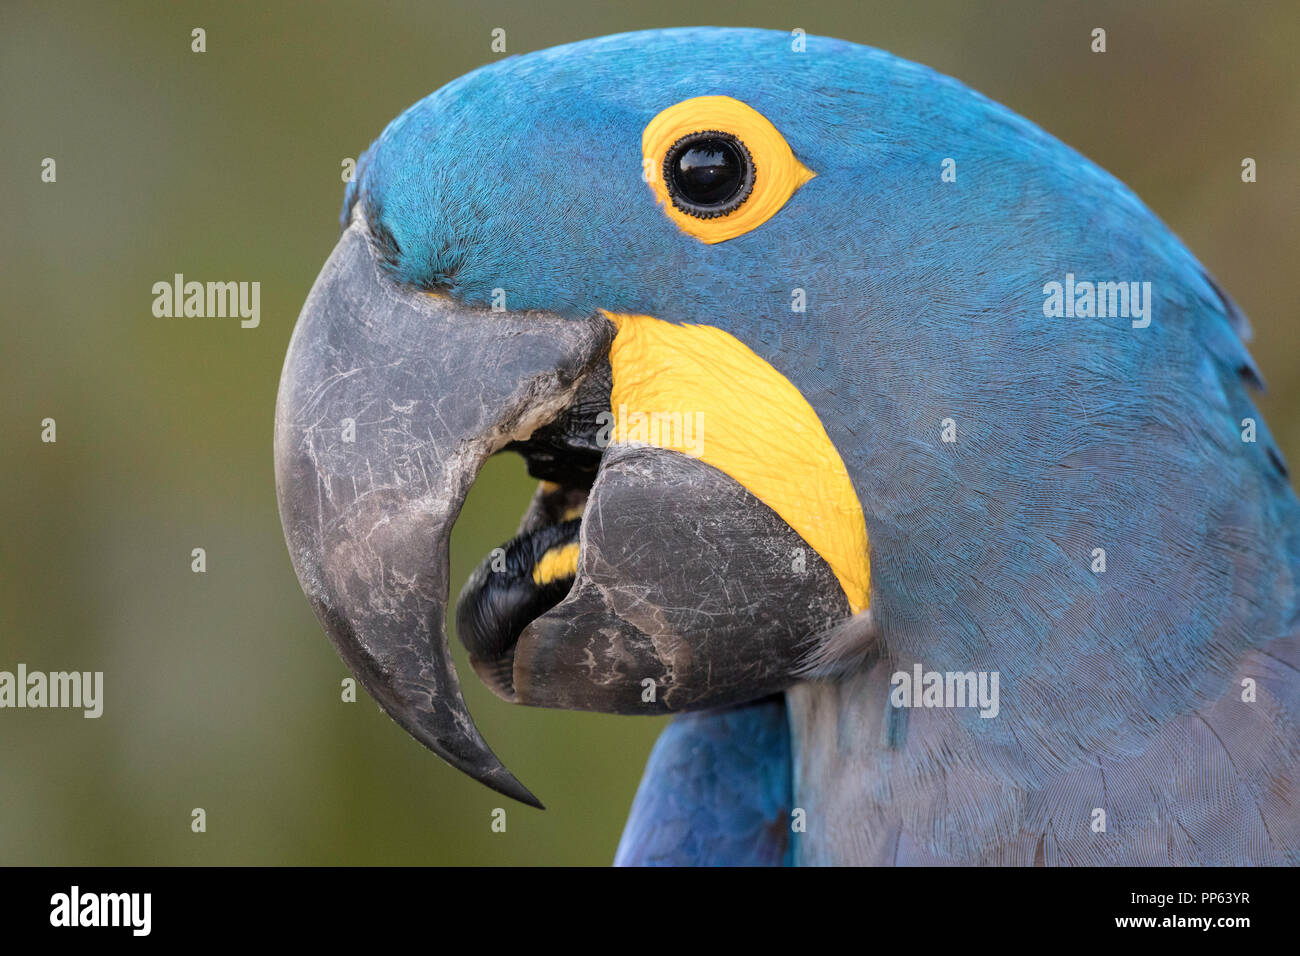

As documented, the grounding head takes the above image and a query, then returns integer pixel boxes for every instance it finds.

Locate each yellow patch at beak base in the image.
[601,310,870,614]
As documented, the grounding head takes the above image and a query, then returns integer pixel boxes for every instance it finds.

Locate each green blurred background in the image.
[2,0,1297,864]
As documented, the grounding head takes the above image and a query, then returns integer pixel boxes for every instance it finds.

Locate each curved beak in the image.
[274,217,610,808]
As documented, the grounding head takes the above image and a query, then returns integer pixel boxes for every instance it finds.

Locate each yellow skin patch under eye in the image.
[532,542,581,587]
[601,310,870,614]
[642,96,816,243]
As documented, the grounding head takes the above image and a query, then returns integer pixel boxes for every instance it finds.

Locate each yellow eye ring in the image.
[642,95,816,244]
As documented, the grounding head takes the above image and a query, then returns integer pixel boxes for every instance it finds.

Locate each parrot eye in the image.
[663,131,755,218]
[643,96,816,244]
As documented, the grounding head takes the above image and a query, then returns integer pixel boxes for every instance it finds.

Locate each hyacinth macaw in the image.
[274,27,1300,865]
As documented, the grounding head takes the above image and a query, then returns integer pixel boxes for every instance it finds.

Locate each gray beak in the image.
[274,217,610,808]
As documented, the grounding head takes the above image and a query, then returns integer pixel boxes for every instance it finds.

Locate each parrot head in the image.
[274,28,1291,808]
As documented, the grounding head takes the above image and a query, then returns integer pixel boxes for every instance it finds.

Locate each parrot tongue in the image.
[456,482,588,700]
[274,217,612,808]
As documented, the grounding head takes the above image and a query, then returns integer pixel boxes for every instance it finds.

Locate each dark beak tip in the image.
[470,749,545,808]
[377,705,545,809]
[505,783,547,811]
[375,670,544,810]
[472,756,544,809]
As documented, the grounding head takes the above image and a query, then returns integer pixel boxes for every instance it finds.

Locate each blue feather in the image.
[615,697,793,866]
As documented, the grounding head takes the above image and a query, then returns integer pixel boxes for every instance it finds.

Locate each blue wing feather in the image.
[615,696,793,866]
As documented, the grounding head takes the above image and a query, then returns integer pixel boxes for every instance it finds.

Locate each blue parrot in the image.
[274,27,1300,865]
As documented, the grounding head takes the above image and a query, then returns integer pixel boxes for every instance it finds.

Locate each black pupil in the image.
[670,138,744,206]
